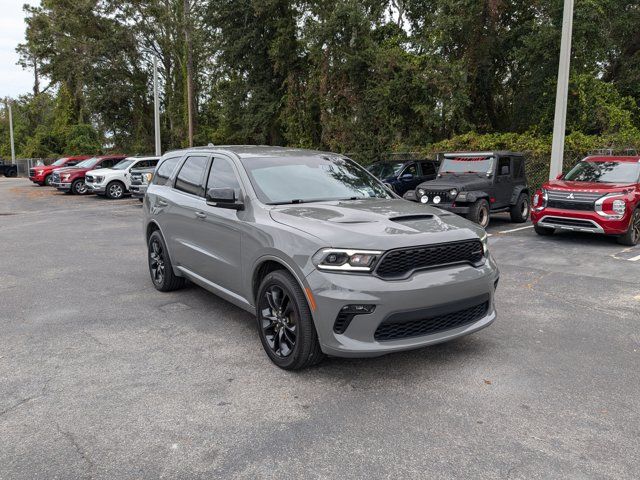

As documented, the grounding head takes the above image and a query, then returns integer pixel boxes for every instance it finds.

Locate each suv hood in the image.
[544,180,637,193]
[417,174,491,191]
[269,198,484,250]
[87,168,115,176]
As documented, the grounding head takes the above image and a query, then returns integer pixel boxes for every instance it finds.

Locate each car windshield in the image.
[440,156,494,174]
[367,162,404,179]
[112,159,135,170]
[52,158,68,166]
[75,158,99,168]
[241,155,392,205]
[563,160,640,183]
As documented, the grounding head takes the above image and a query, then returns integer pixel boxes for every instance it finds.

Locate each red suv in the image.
[531,155,640,245]
[29,156,90,186]
[51,155,126,195]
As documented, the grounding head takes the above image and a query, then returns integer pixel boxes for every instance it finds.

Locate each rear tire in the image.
[148,231,185,292]
[510,193,530,223]
[467,199,491,228]
[534,224,555,236]
[617,209,640,246]
[256,270,324,370]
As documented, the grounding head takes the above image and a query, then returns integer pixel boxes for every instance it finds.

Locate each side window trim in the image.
[205,153,245,197]
[173,154,211,198]
[153,154,185,186]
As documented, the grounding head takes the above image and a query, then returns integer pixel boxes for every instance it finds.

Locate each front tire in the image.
[467,199,491,228]
[71,179,88,195]
[105,181,125,199]
[534,224,555,236]
[44,174,52,186]
[148,231,185,292]
[256,270,324,370]
[617,209,640,246]
[510,193,530,223]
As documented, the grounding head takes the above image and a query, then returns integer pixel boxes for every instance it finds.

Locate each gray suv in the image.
[143,146,499,369]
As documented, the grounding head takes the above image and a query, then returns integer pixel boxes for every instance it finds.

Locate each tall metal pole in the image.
[8,101,16,164]
[549,0,575,180]
[153,56,161,156]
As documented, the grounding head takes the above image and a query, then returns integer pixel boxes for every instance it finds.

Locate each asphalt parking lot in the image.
[1,177,639,479]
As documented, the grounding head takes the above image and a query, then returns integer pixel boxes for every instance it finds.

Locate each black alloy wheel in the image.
[618,209,640,246]
[149,238,166,286]
[147,231,185,291]
[260,284,298,358]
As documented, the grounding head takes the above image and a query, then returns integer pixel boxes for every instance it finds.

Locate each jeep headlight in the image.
[313,248,382,273]
[417,188,426,197]
[449,188,458,198]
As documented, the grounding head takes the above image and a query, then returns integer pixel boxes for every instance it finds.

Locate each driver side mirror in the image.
[206,187,244,210]
[400,173,414,181]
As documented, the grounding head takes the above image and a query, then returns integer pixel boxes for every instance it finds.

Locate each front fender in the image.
[403,190,418,202]
[458,191,490,204]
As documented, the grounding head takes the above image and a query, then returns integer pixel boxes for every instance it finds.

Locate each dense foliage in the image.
[2,0,640,163]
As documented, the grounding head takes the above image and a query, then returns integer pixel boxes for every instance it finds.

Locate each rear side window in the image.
[175,155,208,197]
[512,157,525,179]
[153,156,182,186]
[420,161,436,175]
[100,158,120,168]
[206,157,242,194]
[498,157,510,176]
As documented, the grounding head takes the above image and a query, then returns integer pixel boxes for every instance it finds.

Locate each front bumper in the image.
[306,255,499,357]
[531,208,630,235]
[130,184,147,198]
[29,174,46,183]
[55,182,72,191]
[85,181,106,194]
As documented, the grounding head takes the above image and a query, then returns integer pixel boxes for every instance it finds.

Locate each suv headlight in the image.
[37,169,44,175]
[533,188,548,211]
[449,188,458,198]
[595,193,627,219]
[94,176,104,183]
[62,173,71,181]
[144,172,154,183]
[313,248,383,273]
[612,200,626,215]
[480,233,489,256]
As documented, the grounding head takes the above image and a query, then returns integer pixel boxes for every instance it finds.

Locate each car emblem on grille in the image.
[567,193,575,199]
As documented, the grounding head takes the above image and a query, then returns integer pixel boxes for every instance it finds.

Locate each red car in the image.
[29,156,91,186]
[532,154,640,245]
[51,155,126,195]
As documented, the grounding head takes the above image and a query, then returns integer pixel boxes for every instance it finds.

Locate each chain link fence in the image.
[4,158,50,177]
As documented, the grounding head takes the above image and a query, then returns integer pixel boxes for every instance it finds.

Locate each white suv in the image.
[85,157,159,199]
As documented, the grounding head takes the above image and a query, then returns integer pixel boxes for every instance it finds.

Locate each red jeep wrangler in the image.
[531,154,640,245]
[29,156,91,186]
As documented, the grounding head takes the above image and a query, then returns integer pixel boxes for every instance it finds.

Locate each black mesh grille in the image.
[374,300,489,341]
[29,168,36,177]
[376,240,484,279]
[547,200,594,211]
[333,311,354,334]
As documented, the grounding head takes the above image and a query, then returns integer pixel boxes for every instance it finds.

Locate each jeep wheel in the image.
[510,193,530,223]
[534,224,555,236]
[467,199,490,228]
[256,270,324,370]
[105,181,125,199]
[148,231,185,291]
[71,179,88,195]
[617,209,640,246]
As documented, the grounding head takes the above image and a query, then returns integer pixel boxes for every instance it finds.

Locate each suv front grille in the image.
[29,168,36,177]
[374,298,489,341]
[547,190,601,211]
[375,240,484,279]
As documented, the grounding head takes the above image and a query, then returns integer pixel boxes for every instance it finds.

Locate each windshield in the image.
[75,158,99,168]
[241,155,392,205]
[440,156,494,174]
[564,160,640,183]
[113,159,135,170]
[52,158,68,166]
[367,162,404,179]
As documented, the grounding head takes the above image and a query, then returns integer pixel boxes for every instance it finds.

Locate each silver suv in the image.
[144,146,499,369]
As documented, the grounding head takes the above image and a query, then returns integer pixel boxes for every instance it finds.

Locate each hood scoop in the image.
[390,214,434,223]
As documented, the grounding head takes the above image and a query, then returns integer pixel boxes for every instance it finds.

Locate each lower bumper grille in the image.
[375,296,489,341]
[547,200,594,211]
[540,216,600,229]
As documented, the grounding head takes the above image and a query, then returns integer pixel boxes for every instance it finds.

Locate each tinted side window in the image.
[175,156,208,197]
[498,157,510,176]
[420,161,436,175]
[207,157,241,193]
[512,157,524,179]
[402,163,417,176]
[149,159,159,168]
[101,159,118,168]
[153,156,182,186]
[67,161,79,167]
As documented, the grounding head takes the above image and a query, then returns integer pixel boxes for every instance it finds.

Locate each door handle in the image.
[195,211,207,219]
[157,199,168,207]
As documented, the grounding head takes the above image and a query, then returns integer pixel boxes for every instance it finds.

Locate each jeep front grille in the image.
[421,190,451,203]
[375,240,484,279]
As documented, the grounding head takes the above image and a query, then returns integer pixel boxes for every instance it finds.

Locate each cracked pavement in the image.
[1,178,639,479]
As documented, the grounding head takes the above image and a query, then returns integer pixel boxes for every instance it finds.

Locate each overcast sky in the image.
[0,0,39,99]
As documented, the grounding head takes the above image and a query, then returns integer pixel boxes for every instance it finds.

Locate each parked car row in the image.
[29,155,159,199]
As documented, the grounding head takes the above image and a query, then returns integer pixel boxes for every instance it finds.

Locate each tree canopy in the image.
[2,0,640,160]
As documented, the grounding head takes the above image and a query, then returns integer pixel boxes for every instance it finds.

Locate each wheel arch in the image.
[510,185,530,205]
[251,256,308,306]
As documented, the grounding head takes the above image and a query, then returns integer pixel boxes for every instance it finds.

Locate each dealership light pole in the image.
[7,101,16,164]
[152,55,161,156]
[549,0,575,180]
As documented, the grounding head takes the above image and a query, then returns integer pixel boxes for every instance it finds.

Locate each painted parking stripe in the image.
[629,254,640,262]
[496,225,534,234]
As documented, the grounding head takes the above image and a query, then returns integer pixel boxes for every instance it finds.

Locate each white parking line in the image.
[629,254,640,262]
[496,225,534,234]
